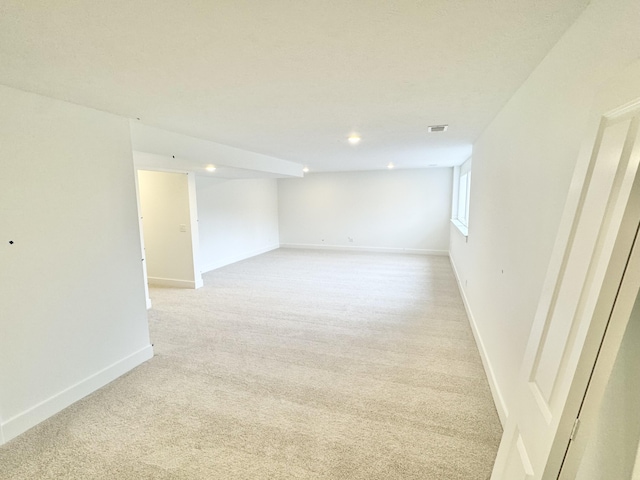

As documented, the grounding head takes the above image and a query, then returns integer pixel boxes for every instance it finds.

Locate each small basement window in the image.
[452,157,471,236]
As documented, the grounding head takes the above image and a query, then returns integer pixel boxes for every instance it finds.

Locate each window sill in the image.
[451,219,469,237]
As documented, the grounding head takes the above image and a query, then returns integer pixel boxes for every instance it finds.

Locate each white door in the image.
[491,61,640,480]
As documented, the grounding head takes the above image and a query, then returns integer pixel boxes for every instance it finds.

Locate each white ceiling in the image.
[0,0,590,172]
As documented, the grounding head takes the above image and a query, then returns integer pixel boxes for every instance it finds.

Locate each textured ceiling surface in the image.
[0,1,590,171]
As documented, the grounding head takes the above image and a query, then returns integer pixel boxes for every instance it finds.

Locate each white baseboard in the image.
[0,344,154,445]
[201,244,280,273]
[449,255,508,426]
[148,277,200,289]
[279,243,448,256]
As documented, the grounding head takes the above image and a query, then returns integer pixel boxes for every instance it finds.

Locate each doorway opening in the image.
[136,169,203,294]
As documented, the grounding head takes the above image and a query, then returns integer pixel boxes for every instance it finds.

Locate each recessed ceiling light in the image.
[348,134,361,145]
[387,162,394,169]
[206,165,216,172]
[302,166,309,173]
[428,125,448,133]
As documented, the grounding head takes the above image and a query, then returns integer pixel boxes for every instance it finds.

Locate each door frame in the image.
[554,196,640,478]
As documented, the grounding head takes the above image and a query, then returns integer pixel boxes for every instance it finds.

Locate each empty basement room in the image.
[1,1,640,479]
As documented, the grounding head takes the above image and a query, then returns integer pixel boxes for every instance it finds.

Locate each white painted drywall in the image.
[278,169,452,254]
[137,170,202,288]
[133,171,152,309]
[196,177,280,272]
[0,84,153,444]
[449,0,640,422]
[576,291,640,479]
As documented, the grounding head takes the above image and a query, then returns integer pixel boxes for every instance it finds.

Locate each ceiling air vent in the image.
[428,125,448,133]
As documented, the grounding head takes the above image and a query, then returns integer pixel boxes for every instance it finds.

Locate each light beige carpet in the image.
[0,248,502,479]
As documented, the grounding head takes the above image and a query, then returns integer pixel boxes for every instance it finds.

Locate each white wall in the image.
[196,177,280,272]
[278,169,452,254]
[576,291,640,480]
[138,170,202,288]
[133,173,152,309]
[449,0,640,422]
[0,84,153,444]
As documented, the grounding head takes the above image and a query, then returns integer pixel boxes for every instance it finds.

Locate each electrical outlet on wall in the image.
[348,237,353,243]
